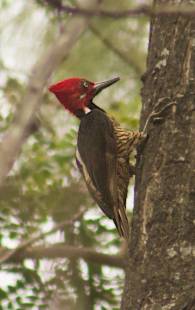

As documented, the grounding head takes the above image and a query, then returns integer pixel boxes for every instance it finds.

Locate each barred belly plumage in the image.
[112,120,143,212]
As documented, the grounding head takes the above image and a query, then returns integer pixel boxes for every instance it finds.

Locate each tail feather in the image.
[113,206,129,240]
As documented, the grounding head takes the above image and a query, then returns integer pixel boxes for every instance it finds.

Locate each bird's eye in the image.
[83,81,89,88]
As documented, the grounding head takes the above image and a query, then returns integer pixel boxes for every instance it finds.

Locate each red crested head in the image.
[48,76,120,116]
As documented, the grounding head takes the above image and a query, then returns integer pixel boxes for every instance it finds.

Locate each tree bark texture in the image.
[122,1,195,309]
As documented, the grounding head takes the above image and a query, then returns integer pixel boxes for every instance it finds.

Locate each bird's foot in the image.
[136,132,149,151]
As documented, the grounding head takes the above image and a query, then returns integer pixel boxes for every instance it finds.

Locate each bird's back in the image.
[77,109,117,219]
[76,109,141,239]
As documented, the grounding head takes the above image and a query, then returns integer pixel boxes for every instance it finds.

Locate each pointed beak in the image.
[93,77,120,96]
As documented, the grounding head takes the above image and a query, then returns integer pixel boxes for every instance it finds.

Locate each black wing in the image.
[77,109,117,219]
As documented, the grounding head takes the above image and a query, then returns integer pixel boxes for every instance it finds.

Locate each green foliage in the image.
[0,0,12,9]
[0,0,148,308]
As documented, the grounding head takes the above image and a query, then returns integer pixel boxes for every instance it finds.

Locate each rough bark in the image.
[122,0,195,309]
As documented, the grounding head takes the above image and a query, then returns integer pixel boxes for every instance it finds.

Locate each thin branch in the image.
[6,243,125,268]
[44,2,195,19]
[0,0,99,187]
[89,25,143,76]
[47,0,144,75]
[0,207,86,265]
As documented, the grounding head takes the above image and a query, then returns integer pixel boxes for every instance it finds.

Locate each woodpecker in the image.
[49,77,144,240]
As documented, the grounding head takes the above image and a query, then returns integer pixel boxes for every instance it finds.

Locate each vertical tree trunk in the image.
[122,1,195,309]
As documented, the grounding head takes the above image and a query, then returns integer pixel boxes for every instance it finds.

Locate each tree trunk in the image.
[122,1,195,309]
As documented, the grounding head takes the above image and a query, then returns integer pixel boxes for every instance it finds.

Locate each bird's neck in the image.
[75,101,105,119]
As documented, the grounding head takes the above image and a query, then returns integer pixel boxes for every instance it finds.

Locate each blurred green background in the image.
[0,0,149,309]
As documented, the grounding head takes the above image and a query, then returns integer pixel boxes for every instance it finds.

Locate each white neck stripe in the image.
[84,107,91,114]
